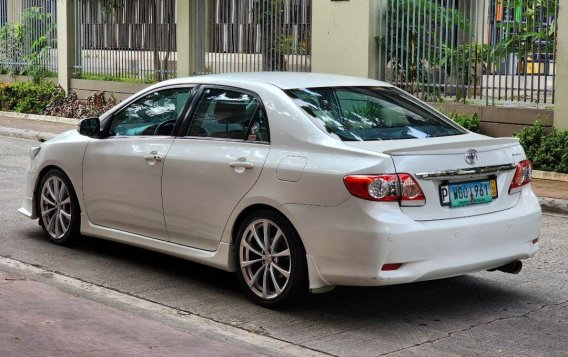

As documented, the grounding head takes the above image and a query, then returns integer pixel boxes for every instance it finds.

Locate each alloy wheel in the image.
[39,175,72,240]
[239,218,291,300]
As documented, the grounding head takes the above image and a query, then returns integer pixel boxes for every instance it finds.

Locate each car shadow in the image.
[21,229,535,326]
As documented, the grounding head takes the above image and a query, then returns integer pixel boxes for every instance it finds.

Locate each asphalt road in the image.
[1,136,567,357]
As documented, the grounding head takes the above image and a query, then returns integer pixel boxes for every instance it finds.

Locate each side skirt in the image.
[80,213,235,272]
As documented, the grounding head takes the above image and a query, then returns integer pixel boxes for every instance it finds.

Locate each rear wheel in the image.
[235,210,308,308]
[37,169,80,245]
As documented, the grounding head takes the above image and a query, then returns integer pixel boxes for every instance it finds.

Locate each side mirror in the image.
[77,117,100,138]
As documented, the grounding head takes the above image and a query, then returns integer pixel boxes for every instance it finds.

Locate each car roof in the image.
[159,72,392,90]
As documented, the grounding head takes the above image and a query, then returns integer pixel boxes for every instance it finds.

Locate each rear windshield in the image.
[286,86,465,141]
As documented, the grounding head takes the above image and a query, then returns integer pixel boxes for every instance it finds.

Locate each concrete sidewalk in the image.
[0,270,260,356]
[0,258,322,357]
[1,113,567,215]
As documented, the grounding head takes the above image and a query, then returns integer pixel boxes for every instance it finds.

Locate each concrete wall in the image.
[432,102,554,137]
[70,80,149,101]
[554,2,568,129]
[311,0,380,78]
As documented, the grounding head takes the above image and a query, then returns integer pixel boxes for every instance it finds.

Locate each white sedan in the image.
[19,72,541,307]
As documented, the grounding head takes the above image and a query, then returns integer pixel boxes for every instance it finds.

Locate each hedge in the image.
[515,120,568,174]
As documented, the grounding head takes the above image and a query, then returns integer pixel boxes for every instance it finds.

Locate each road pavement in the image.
[1,136,568,356]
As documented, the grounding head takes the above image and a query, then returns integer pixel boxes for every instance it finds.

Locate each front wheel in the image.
[37,169,80,244]
[235,210,308,308]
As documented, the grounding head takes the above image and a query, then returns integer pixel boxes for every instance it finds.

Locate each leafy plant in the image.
[251,0,289,71]
[514,119,568,173]
[102,0,124,19]
[274,35,307,56]
[0,81,64,114]
[438,43,491,102]
[0,6,55,83]
[447,112,480,133]
[493,0,558,59]
[379,0,471,101]
[44,90,119,119]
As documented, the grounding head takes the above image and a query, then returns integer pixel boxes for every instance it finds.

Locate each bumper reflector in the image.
[381,263,403,271]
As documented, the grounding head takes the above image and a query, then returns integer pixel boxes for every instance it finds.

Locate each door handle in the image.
[229,161,254,169]
[144,152,164,161]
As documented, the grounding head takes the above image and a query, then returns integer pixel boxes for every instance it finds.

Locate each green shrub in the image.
[0,81,64,114]
[447,112,480,133]
[515,119,568,174]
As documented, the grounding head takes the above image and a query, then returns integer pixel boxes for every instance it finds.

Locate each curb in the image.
[533,170,568,183]
[0,111,78,125]
[539,197,568,215]
[0,126,57,142]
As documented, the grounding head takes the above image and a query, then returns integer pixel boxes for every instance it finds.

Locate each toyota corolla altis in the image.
[19,72,541,307]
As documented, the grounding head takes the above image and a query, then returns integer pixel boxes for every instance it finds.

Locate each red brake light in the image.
[509,160,532,194]
[343,174,425,206]
[343,175,399,201]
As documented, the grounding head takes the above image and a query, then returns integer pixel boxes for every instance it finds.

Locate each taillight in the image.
[509,160,532,194]
[398,173,426,206]
[343,174,425,206]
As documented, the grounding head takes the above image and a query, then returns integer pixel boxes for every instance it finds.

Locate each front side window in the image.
[109,88,192,136]
[187,87,267,142]
[287,86,465,141]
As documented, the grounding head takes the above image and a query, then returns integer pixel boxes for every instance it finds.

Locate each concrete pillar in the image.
[6,1,22,23]
[311,0,381,79]
[56,0,75,93]
[554,2,568,129]
[177,0,206,77]
[375,0,387,80]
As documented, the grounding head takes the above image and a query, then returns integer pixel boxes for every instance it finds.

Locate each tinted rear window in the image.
[286,86,465,141]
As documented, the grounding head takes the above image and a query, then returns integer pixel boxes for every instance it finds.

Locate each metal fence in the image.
[73,0,177,82]
[204,0,311,74]
[73,0,311,82]
[0,0,57,77]
[377,0,558,105]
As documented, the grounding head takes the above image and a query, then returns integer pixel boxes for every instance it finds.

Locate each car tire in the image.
[235,210,308,308]
[37,169,81,245]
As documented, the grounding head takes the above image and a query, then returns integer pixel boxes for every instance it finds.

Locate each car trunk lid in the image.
[344,135,526,221]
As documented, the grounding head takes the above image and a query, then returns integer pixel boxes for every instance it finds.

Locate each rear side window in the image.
[287,86,465,141]
[187,87,268,142]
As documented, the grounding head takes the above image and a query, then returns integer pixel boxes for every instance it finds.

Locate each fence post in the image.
[56,0,75,93]
[554,3,568,129]
[311,0,383,79]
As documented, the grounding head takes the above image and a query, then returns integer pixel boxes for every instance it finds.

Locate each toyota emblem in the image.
[465,149,478,165]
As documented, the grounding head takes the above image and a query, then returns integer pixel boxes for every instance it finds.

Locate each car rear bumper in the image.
[284,187,541,287]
